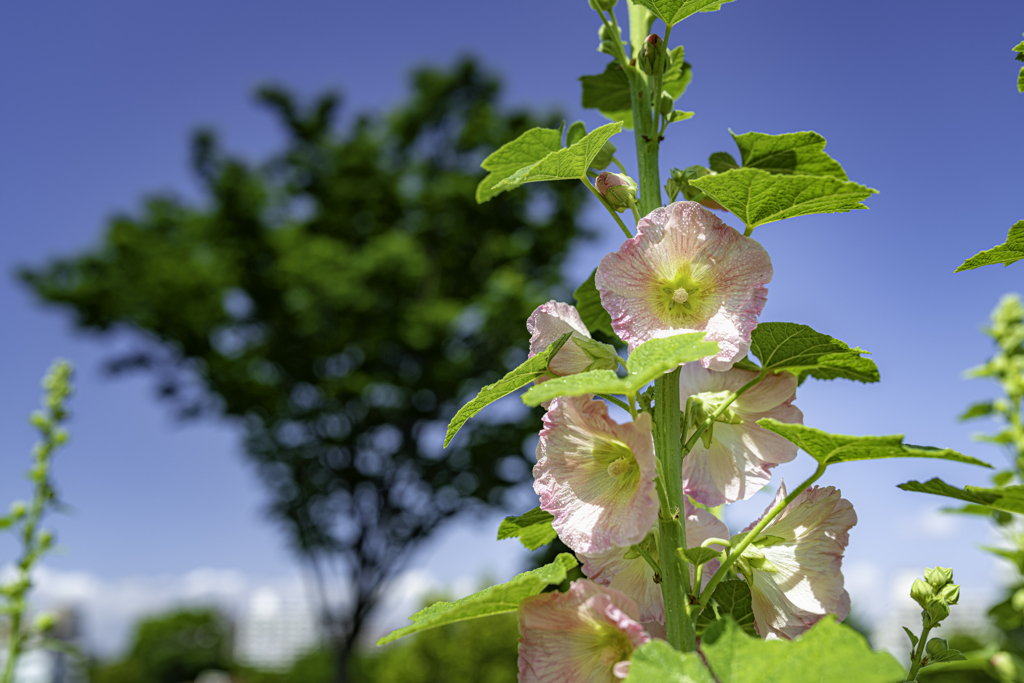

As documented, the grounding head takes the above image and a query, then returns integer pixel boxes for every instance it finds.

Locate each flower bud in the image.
[597,24,623,57]
[925,598,950,625]
[588,0,617,10]
[938,582,960,605]
[660,92,674,116]
[33,611,57,633]
[595,172,637,213]
[910,578,935,608]
[925,637,949,658]
[925,566,953,591]
[638,35,668,77]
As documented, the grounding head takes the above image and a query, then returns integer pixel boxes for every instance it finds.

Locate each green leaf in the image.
[566,121,587,147]
[476,127,562,203]
[747,322,879,384]
[956,221,1024,272]
[898,478,1024,514]
[731,131,848,179]
[522,332,718,406]
[695,580,757,638]
[701,616,905,683]
[496,507,557,551]
[690,168,877,230]
[667,110,695,124]
[678,547,719,566]
[574,269,620,342]
[624,640,715,682]
[756,420,992,468]
[632,0,739,26]
[494,122,622,190]
[444,333,571,446]
[1018,66,1023,93]
[925,637,967,664]
[377,554,578,645]
[903,627,919,649]
[959,401,995,421]
[708,152,738,173]
[662,48,693,100]
[581,63,631,112]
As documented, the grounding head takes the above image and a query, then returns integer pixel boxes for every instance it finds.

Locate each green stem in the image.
[906,624,933,682]
[612,157,629,174]
[597,393,632,415]
[631,204,642,224]
[699,461,828,608]
[626,5,661,215]
[744,224,754,237]
[700,537,731,549]
[654,369,696,651]
[682,372,766,454]
[582,177,633,238]
[634,543,662,578]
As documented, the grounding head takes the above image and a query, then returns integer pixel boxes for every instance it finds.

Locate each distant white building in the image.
[234,588,320,670]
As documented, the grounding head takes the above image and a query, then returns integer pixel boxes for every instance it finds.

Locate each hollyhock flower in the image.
[739,483,856,639]
[679,363,803,506]
[527,301,618,378]
[580,501,729,624]
[534,396,658,554]
[518,579,651,683]
[595,201,772,370]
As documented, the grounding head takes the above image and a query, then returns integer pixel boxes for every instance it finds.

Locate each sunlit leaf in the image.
[377,554,578,645]
[496,507,557,551]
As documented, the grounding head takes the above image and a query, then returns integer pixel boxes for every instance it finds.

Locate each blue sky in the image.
[0,0,1023,642]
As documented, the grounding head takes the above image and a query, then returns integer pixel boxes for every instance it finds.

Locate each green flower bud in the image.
[638,34,668,77]
[33,611,58,633]
[9,501,26,519]
[910,578,935,608]
[595,172,637,213]
[598,24,623,57]
[938,583,960,606]
[660,92,674,116]
[926,637,949,658]
[925,566,953,591]
[588,0,617,10]
[926,598,950,625]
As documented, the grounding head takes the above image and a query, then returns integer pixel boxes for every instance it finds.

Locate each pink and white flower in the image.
[518,579,651,683]
[534,396,658,554]
[740,483,856,640]
[580,501,729,624]
[595,202,772,370]
[528,301,617,378]
[680,363,803,506]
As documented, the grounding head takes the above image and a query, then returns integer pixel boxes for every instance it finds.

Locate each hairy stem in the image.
[654,369,696,651]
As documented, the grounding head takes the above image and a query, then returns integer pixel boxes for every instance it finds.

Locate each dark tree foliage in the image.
[21,60,590,679]
[91,608,232,683]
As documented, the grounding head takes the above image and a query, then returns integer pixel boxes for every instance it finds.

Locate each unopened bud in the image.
[910,578,935,609]
[938,583,960,605]
[595,172,637,213]
[33,612,58,633]
[9,502,26,519]
[597,24,623,57]
[926,599,950,625]
[660,92,674,116]
[925,566,953,591]
[926,637,949,657]
[639,34,668,77]
[588,0,617,10]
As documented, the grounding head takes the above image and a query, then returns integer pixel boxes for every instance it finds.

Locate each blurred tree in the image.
[21,59,589,681]
[91,608,231,683]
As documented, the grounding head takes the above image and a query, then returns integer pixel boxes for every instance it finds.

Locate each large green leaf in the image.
[476,128,562,203]
[494,122,622,190]
[695,580,757,637]
[573,269,619,342]
[377,554,578,645]
[690,168,876,230]
[632,0,738,26]
[496,507,557,551]
[757,420,991,468]
[444,333,571,446]
[898,478,1024,514]
[701,617,905,682]
[522,333,718,406]
[731,131,848,179]
[625,641,715,683]
[955,221,1024,272]
[746,322,879,383]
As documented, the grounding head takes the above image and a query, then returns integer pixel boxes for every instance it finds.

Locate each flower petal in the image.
[527,301,596,377]
[596,202,772,370]
[534,397,659,554]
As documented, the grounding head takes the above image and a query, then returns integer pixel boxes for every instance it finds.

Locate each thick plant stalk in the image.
[627,2,663,215]
[654,369,697,652]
